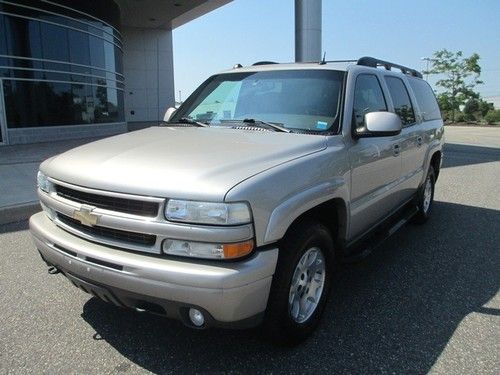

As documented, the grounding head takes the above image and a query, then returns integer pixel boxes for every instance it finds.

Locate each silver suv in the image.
[30,57,444,343]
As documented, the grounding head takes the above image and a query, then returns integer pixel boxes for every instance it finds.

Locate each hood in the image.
[42,126,326,201]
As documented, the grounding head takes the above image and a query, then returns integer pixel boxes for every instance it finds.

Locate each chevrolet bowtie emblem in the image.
[73,205,100,227]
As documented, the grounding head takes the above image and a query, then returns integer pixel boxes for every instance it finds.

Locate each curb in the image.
[0,202,41,225]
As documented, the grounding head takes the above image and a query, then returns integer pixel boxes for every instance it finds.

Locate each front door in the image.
[0,80,7,145]
[348,73,403,240]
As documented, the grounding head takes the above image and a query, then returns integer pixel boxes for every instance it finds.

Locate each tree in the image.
[424,49,482,122]
[463,98,494,122]
[463,98,480,121]
[478,100,494,117]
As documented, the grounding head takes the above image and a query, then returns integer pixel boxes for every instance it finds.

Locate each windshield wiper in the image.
[169,117,209,127]
[240,118,291,133]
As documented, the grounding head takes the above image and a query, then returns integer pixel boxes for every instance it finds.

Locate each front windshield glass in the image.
[171,69,345,132]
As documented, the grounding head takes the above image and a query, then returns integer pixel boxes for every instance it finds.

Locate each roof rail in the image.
[252,61,278,66]
[323,59,357,64]
[357,56,423,78]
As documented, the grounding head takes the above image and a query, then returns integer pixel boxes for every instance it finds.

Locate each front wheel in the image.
[263,219,334,345]
[412,165,435,224]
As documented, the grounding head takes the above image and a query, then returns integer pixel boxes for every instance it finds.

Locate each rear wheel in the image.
[412,165,435,224]
[263,219,334,345]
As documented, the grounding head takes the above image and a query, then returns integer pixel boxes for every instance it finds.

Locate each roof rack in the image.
[357,56,423,78]
[252,61,278,66]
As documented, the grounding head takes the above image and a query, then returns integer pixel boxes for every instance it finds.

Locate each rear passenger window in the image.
[352,74,387,130]
[385,76,416,126]
[408,79,441,121]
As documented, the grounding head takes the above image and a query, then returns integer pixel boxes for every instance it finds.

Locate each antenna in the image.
[320,51,326,65]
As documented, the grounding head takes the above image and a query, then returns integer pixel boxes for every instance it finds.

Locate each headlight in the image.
[165,200,251,225]
[37,171,50,192]
[162,239,254,260]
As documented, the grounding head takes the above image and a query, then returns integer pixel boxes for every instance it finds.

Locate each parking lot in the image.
[1,128,499,374]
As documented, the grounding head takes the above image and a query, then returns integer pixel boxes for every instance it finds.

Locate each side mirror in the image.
[356,111,402,137]
[163,107,176,122]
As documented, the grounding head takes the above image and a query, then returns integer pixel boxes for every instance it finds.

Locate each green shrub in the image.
[484,110,500,125]
[464,112,476,122]
[455,112,466,123]
[442,111,452,122]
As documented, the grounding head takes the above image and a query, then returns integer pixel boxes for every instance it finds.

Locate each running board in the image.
[343,205,419,263]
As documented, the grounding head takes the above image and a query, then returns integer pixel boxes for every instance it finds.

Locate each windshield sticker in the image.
[316,121,328,130]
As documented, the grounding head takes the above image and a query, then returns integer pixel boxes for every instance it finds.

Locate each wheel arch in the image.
[279,197,348,253]
[263,178,349,246]
[430,150,442,181]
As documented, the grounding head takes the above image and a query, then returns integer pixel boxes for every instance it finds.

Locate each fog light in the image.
[189,308,205,327]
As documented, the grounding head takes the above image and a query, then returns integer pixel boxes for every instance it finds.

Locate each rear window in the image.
[408,79,441,121]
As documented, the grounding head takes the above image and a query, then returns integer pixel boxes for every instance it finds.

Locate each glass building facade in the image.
[0,0,124,144]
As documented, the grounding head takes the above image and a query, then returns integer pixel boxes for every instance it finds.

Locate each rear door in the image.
[383,75,422,201]
[348,73,403,239]
[408,77,444,182]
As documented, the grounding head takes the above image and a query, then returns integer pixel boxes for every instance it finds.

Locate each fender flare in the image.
[421,141,443,185]
[263,178,348,244]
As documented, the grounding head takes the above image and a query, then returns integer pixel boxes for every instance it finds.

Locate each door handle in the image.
[393,144,400,156]
[417,136,423,147]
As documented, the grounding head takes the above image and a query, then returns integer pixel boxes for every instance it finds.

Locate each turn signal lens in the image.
[223,240,254,259]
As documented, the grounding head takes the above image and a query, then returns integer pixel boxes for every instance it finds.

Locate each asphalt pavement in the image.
[0,131,499,374]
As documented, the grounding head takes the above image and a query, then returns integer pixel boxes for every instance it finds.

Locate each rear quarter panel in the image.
[421,119,445,183]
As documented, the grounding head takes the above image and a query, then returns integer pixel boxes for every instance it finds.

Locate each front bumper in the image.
[30,212,278,328]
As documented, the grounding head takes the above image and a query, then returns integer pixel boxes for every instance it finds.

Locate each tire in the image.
[262,218,335,345]
[412,165,435,224]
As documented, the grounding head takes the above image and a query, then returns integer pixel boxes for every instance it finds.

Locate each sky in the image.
[173,0,500,101]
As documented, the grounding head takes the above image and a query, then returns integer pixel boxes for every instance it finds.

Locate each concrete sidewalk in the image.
[0,137,102,224]
[444,125,500,148]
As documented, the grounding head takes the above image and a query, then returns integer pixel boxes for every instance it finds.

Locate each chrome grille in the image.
[55,184,159,217]
[57,213,157,247]
[40,178,254,255]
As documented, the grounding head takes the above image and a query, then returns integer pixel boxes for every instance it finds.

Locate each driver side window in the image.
[352,74,387,131]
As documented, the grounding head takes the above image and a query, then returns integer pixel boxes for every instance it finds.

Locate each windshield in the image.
[170,69,345,132]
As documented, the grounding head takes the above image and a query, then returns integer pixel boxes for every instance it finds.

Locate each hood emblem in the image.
[73,205,100,227]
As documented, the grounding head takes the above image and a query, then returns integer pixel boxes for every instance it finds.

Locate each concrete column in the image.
[295,0,322,62]
[122,27,175,124]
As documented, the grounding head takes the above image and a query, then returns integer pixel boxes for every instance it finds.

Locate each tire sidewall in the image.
[420,166,435,218]
[264,220,334,343]
[413,165,435,224]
